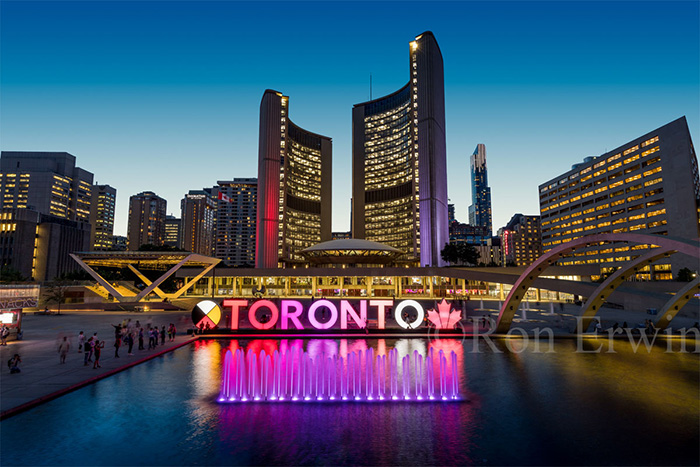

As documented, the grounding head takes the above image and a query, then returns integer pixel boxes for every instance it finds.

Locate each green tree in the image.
[441,243,479,266]
[677,267,696,282]
[0,265,26,282]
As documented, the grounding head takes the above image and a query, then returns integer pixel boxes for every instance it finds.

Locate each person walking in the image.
[138,327,144,350]
[93,340,104,369]
[58,336,71,364]
[160,325,166,346]
[1,325,9,345]
[78,331,85,353]
[114,335,121,358]
[126,331,134,356]
[84,337,94,366]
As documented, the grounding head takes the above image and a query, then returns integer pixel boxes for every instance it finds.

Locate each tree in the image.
[441,243,479,266]
[0,265,26,282]
[677,267,696,282]
[43,281,70,315]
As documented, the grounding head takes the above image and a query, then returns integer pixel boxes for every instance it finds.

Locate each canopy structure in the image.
[70,251,220,302]
[300,239,403,265]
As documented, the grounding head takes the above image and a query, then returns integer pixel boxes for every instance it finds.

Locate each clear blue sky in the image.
[2,0,698,236]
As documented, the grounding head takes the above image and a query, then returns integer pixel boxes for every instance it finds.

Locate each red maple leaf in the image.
[427,299,461,329]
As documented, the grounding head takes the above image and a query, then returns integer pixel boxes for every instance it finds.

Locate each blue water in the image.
[1,338,698,466]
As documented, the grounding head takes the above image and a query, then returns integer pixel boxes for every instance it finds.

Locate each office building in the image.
[256,90,332,268]
[0,151,93,223]
[89,184,116,251]
[352,32,448,267]
[539,116,699,279]
[499,214,542,267]
[112,235,127,251]
[468,144,492,235]
[0,208,90,281]
[181,190,216,255]
[127,191,167,250]
[164,215,182,249]
[212,179,257,266]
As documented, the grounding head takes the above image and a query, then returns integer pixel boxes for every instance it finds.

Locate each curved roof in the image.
[301,239,402,253]
[300,239,403,265]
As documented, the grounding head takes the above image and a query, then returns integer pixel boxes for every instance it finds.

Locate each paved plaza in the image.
[1,301,697,418]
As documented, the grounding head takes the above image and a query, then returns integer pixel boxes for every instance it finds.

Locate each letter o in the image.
[248,300,279,330]
[308,300,338,330]
[394,300,424,330]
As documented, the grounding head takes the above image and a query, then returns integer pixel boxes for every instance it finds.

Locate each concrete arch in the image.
[654,277,700,330]
[579,247,676,332]
[494,233,700,334]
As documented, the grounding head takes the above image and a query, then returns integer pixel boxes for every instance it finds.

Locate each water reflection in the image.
[0,338,697,466]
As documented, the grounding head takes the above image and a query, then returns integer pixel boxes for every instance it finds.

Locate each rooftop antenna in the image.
[370,73,372,100]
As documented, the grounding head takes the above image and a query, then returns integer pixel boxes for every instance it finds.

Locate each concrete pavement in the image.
[0,310,195,419]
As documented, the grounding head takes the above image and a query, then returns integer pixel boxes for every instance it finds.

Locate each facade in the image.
[181,190,216,255]
[468,144,492,235]
[332,231,351,240]
[539,116,699,279]
[112,235,127,251]
[127,191,167,250]
[0,208,89,281]
[212,179,257,266]
[449,223,490,246]
[256,90,332,268]
[499,214,542,267]
[352,32,449,267]
[164,215,182,249]
[88,184,116,251]
[0,152,93,223]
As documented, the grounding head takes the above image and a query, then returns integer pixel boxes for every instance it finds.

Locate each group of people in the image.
[66,320,178,369]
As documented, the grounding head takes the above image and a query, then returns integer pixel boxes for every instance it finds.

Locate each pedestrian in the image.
[138,327,144,350]
[114,335,121,358]
[58,336,70,364]
[148,328,155,350]
[160,325,166,345]
[0,325,9,345]
[126,331,134,355]
[167,324,173,342]
[84,337,93,366]
[78,331,85,352]
[8,353,21,373]
[93,340,104,369]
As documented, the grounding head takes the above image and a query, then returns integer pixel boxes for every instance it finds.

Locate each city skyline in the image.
[1,1,698,237]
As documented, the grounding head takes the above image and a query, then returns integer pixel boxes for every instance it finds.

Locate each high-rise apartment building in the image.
[0,152,93,223]
[352,32,448,267]
[468,144,492,236]
[181,190,216,255]
[164,215,182,249]
[212,179,257,266]
[89,184,116,251]
[539,117,699,280]
[256,90,332,268]
[499,214,542,266]
[127,191,167,250]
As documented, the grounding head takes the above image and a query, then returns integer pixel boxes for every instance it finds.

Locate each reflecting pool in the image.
[2,338,698,466]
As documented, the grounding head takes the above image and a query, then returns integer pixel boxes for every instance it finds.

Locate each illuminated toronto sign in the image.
[193,298,463,331]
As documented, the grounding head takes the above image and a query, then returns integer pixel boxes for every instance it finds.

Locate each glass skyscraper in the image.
[468,143,492,236]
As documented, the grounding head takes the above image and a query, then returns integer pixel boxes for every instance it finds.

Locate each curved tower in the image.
[352,32,448,266]
[256,90,332,268]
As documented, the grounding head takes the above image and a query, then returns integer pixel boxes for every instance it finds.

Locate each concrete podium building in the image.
[256,90,332,268]
[352,32,449,267]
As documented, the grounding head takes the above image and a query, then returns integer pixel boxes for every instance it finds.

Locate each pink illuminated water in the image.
[218,347,459,402]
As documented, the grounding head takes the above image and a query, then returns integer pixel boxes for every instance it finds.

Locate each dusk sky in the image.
[1,0,698,236]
